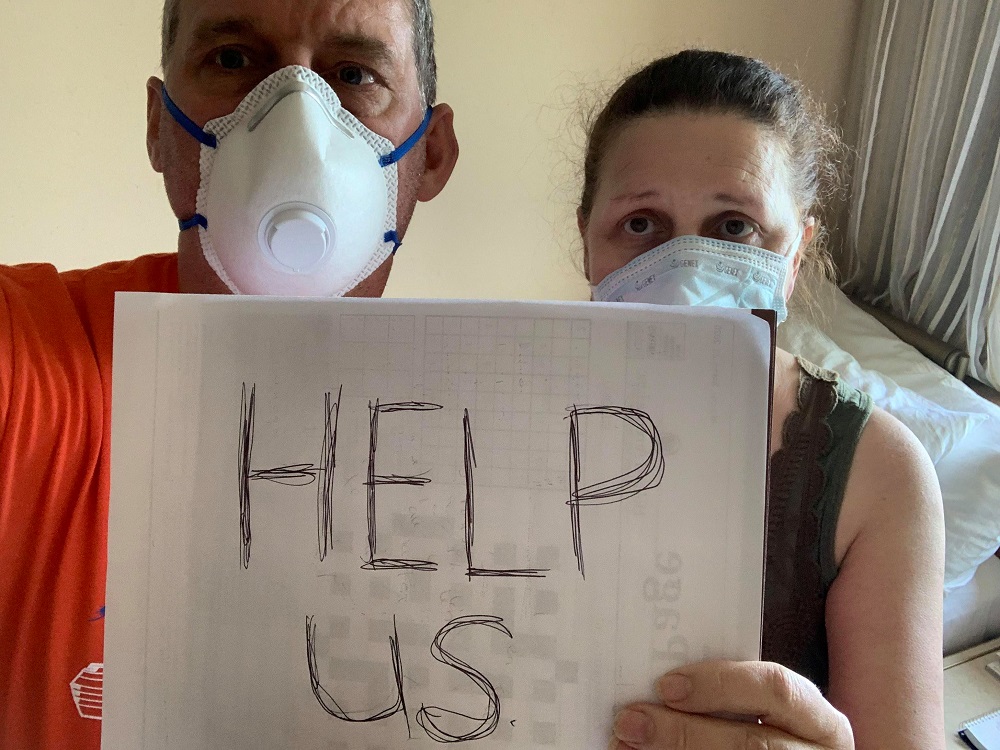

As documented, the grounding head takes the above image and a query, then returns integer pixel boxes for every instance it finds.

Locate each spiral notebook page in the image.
[961,709,1000,750]
[104,295,772,749]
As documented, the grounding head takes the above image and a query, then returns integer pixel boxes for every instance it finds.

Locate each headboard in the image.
[855,300,1000,407]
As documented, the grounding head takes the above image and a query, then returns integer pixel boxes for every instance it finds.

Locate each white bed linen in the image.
[944,554,1000,656]
[782,279,1000,590]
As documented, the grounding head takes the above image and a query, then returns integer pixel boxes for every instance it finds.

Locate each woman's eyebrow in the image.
[713,192,764,211]
[610,189,661,205]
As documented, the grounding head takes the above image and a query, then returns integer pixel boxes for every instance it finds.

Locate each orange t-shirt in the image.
[0,254,178,749]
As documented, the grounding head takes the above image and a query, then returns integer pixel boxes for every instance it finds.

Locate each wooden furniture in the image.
[945,636,1000,747]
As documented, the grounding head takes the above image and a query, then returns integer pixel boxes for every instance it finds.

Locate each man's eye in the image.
[214,48,250,70]
[624,216,657,236]
[337,65,376,86]
[720,219,755,239]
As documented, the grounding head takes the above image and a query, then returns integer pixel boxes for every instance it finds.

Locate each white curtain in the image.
[840,0,1000,388]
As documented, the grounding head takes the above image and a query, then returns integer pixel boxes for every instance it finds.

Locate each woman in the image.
[578,51,945,749]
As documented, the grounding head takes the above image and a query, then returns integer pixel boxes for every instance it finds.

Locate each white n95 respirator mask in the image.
[162,65,432,296]
[591,234,800,324]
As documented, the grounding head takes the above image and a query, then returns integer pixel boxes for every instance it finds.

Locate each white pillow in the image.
[778,321,987,464]
[781,279,1000,591]
[937,417,1000,591]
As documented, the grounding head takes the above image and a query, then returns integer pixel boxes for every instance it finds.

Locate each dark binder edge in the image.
[958,728,973,750]
[750,309,777,662]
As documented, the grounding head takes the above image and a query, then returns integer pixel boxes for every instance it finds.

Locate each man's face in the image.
[146,0,457,295]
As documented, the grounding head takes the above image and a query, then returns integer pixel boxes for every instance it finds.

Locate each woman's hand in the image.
[609,660,854,749]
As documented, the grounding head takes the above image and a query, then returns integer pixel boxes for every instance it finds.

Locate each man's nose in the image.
[274,48,318,73]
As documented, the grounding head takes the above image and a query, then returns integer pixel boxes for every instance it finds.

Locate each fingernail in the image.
[658,673,692,702]
[614,708,652,744]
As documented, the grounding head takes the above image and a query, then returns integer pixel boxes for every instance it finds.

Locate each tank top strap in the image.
[761,357,873,691]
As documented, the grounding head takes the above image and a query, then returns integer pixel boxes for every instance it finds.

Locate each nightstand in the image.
[945,635,1000,747]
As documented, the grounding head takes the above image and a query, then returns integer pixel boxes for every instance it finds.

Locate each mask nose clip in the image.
[258,203,336,274]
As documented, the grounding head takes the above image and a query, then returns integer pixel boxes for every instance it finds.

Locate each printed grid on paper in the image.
[423,316,591,490]
[322,314,594,746]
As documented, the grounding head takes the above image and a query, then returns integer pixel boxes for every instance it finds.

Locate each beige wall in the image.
[0,0,861,301]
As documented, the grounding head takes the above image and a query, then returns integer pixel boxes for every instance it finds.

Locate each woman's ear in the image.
[578,207,592,283]
[416,104,460,202]
[785,216,817,300]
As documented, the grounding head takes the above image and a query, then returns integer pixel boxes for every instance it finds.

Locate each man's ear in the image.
[416,104,459,202]
[577,207,592,282]
[146,77,165,174]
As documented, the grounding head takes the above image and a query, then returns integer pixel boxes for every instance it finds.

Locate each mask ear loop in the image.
[161,86,218,148]
[161,85,216,231]
[786,224,805,261]
[783,224,806,280]
[775,224,806,321]
[377,106,434,255]
[378,107,433,167]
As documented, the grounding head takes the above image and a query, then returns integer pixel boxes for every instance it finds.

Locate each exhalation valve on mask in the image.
[162,65,432,296]
[258,202,335,274]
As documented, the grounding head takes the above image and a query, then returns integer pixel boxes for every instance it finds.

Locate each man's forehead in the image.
[176,0,414,52]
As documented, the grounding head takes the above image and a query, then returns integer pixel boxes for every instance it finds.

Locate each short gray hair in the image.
[410,0,437,106]
[161,0,438,106]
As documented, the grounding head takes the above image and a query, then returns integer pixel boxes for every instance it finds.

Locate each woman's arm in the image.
[825,407,945,748]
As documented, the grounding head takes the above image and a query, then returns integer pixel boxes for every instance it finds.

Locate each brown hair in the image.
[580,50,843,279]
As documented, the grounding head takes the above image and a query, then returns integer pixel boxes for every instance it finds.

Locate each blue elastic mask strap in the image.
[378,107,433,168]
[161,86,214,231]
[161,85,218,149]
[384,231,403,254]
[179,214,208,232]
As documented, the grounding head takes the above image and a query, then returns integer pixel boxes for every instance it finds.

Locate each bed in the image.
[945,553,1000,655]
[779,277,1000,657]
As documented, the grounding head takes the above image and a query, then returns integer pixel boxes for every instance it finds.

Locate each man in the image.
[0,0,458,746]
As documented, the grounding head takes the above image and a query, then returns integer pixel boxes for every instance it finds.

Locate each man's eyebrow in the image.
[193,18,396,64]
[325,33,396,67]
[190,18,257,47]
[188,18,396,67]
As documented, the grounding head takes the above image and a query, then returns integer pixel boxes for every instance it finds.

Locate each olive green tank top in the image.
[761,357,874,692]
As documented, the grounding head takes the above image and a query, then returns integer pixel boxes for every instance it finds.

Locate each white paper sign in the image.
[104,295,772,749]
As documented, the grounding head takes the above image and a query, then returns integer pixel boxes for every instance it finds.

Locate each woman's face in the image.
[581,110,814,291]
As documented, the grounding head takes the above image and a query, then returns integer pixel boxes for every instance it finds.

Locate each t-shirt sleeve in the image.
[0,262,108,748]
[0,279,13,445]
[0,264,102,515]
[0,274,11,432]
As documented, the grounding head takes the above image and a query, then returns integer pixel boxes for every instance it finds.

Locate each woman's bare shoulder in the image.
[834,404,942,565]
[769,350,941,563]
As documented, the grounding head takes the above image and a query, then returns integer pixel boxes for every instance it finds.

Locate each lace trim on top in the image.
[761,357,840,690]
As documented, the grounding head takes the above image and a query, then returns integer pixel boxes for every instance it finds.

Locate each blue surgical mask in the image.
[590,234,800,324]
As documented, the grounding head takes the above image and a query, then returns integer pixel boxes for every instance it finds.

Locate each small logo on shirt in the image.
[70,663,104,720]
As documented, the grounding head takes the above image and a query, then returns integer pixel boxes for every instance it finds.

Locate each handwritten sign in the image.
[104,296,771,749]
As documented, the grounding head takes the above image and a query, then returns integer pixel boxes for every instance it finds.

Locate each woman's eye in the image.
[720,218,755,239]
[623,216,657,236]
[214,48,250,71]
[337,65,376,86]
